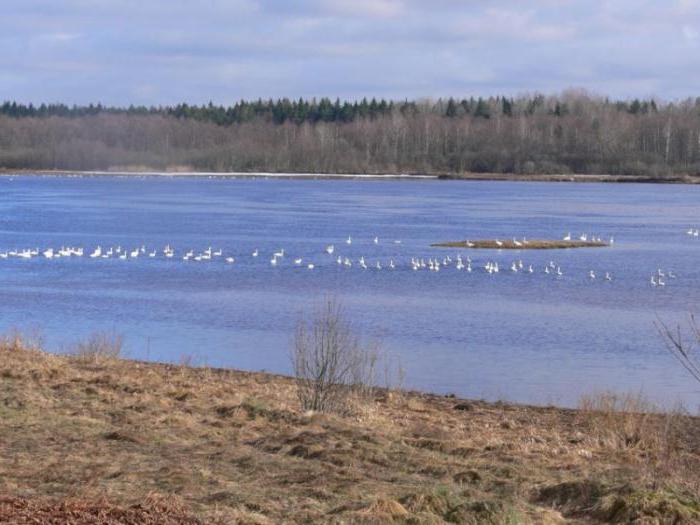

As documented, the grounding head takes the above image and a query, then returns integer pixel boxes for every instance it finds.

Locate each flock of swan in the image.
[0,231,688,289]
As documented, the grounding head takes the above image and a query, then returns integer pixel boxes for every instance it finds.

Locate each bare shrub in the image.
[656,313,700,384]
[291,297,381,414]
[70,331,124,363]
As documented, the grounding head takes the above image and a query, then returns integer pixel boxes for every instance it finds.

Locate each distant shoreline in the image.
[0,169,437,180]
[0,168,698,184]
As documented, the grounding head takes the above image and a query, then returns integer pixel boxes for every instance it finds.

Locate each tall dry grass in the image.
[578,392,700,491]
[68,331,124,363]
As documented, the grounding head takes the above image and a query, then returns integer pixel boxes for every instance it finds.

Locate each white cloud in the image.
[317,0,404,17]
[683,25,699,43]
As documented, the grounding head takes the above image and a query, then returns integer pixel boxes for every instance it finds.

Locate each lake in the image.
[0,174,698,408]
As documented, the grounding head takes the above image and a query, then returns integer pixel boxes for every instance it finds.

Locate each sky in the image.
[1,0,699,106]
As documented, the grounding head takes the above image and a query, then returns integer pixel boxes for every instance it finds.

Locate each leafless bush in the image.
[656,313,700,384]
[70,331,124,363]
[291,297,381,414]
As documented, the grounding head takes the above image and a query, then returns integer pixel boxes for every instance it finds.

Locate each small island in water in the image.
[432,238,609,249]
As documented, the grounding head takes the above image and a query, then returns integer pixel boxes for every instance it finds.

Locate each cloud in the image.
[683,25,699,43]
[0,0,699,104]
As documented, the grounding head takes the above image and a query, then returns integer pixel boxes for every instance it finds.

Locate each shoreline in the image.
[0,169,438,180]
[1,168,699,183]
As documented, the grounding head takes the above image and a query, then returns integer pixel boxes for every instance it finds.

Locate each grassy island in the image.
[1,337,698,524]
[432,239,609,249]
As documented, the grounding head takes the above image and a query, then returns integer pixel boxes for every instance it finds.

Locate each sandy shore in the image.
[1,168,699,183]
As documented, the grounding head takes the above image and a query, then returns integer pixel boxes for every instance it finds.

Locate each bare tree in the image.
[291,297,379,413]
[656,314,700,384]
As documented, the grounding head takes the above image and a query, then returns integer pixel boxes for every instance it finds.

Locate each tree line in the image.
[1,90,699,176]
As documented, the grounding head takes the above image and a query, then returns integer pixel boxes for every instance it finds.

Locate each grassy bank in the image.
[1,336,699,524]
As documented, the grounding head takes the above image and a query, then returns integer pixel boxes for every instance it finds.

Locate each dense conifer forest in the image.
[1,91,699,176]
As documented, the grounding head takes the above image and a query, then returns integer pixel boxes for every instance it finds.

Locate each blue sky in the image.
[2,0,699,105]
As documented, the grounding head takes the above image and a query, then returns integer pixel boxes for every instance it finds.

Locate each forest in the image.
[1,90,699,176]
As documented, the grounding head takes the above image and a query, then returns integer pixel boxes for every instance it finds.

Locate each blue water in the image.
[0,175,698,408]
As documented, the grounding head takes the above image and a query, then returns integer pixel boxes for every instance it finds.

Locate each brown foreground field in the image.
[1,336,700,524]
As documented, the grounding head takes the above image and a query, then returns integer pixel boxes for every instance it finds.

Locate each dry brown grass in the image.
[1,339,699,523]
